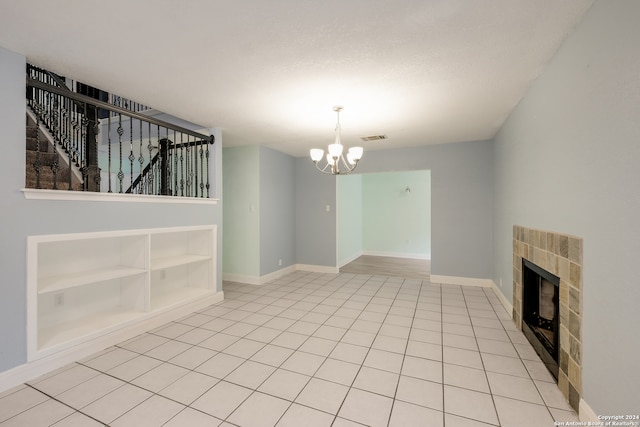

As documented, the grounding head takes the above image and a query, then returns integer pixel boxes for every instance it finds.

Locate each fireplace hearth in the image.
[522,259,560,379]
[512,225,583,412]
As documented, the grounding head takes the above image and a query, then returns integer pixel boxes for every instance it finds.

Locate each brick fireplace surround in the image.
[512,225,583,412]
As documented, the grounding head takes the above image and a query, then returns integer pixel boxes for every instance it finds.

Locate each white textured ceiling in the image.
[0,0,592,157]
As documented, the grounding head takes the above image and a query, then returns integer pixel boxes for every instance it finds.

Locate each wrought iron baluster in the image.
[180,135,185,196]
[33,96,42,189]
[168,129,172,195]
[174,132,180,196]
[71,112,79,166]
[80,108,88,190]
[51,151,59,190]
[65,99,72,190]
[185,137,191,196]
[146,122,154,194]
[138,120,144,194]
[42,92,48,131]
[191,137,196,197]
[51,96,58,148]
[152,161,157,195]
[205,137,211,198]
[199,140,205,197]
[61,98,68,153]
[117,114,124,193]
[76,106,82,168]
[159,128,170,196]
[107,114,112,193]
[129,117,134,189]
[192,137,197,197]
[155,124,161,194]
[153,132,160,194]
[93,115,101,191]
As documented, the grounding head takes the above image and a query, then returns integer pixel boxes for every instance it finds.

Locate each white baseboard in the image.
[490,281,513,315]
[0,291,223,394]
[338,252,363,268]
[258,265,297,284]
[222,273,261,285]
[362,251,430,260]
[223,264,338,285]
[430,275,493,287]
[295,264,339,274]
[579,398,598,422]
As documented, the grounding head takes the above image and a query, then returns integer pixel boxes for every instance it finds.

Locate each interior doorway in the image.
[340,255,430,279]
[336,170,431,275]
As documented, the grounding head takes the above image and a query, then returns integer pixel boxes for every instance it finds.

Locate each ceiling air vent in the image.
[360,134,388,142]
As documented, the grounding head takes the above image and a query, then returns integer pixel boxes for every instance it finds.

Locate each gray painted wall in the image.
[293,143,495,279]
[362,170,431,258]
[351,141,493,278]
[337,174,363,266]
[295,141,492,276]
[295,158,338,267]
[222,146,260,276]
[492,0,640,414]
[0,46,27,372]
[0,46,223,373]
[259,146,296,275]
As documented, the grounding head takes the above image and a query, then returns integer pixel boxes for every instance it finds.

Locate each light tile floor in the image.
[0,271,580,426]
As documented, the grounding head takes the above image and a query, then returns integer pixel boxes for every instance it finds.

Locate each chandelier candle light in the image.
[310,106,363,175]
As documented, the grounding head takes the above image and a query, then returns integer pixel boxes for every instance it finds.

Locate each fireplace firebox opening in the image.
[522,258,560,380]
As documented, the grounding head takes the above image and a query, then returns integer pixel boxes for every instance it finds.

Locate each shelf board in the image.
[151,287,213,311]
[38,308,146,350]
[39,267,147,294]
[150,254,211,270]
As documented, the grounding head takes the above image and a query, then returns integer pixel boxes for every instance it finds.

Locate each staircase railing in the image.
[26,66,215,197]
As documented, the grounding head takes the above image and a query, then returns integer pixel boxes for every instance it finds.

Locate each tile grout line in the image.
[480,285,560,419]
[23,382,109,426]
[439,279,446,427]
[3,269,577,427]
[329,273,395,426]
[382,276,419,427]
[219,272,379,426]
[463,284,501,427]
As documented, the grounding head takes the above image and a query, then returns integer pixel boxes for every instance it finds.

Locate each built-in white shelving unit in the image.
[27,225,219,361]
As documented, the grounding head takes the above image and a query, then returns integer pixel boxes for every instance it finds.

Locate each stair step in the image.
[26,126,38,138]
[25,114,83,191]
[25,137,50,152]
[25,177,82,191]
[26,132,57,153]
[26,164,72,181]
[25,150,59,166]
[25,164,80,190]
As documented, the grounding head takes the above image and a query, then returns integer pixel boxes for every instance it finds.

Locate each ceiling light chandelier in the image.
[310,106,363,175]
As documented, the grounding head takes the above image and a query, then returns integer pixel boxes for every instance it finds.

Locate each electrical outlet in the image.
[54,293,64,307]
[278,259,283,266]
[499,278,503,288]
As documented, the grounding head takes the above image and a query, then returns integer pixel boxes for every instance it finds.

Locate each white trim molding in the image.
[338,252,363,269]
[223,265,297,286]
[430,275,494,287]
[362,251,430,260]
[223,263,339,285]
[579,398,599,423]
[0,291,223,394]
[22,189,219,205]
[295,264,339,274]
[222,273,261,285]
[490,281,513,315]
[260,265,297,283]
